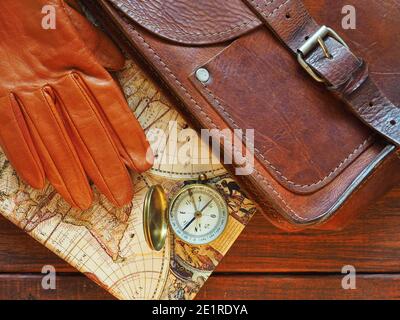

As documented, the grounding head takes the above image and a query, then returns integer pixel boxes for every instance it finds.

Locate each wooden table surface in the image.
[0,185,399,300]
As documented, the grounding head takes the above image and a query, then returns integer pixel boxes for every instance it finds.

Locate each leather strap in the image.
[243,0,400,146]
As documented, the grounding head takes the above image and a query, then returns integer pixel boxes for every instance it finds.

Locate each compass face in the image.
[169,184,228,245]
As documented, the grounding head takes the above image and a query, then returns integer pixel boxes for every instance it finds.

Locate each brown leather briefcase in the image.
[85,0,400,231]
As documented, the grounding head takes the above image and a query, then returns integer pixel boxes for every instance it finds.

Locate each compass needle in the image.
[188,188,198,212]
[199,199,213,213]
[183,216,196,231]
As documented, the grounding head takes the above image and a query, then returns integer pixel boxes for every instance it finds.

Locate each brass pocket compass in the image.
[143,175,229,251]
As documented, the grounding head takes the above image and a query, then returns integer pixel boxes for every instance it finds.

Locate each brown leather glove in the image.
[0,0,153,210]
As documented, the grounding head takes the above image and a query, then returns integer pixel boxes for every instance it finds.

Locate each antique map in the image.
[0,60,256,300]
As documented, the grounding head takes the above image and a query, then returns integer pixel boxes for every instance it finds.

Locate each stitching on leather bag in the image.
[250,0,291,17]
[201,84,373,190]
[127,26,304,219]
[261,0,275,8]
[117,3,259,42]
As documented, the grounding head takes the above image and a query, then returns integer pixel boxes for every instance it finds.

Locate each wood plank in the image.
[0,218,73,273]
[0,186,399,273]
[0,273,399,300]
[0,274,114,300]
[197,274,400,300]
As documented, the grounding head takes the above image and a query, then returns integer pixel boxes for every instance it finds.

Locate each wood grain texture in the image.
[197,274,400,300]
[1,274,400,300]
[0,186,398,299]
[0,274,114,300]
[0,218,72,273]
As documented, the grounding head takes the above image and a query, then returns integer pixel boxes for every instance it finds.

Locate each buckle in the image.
[297,26,349,83]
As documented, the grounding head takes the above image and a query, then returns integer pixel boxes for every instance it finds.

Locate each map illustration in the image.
[0,60,256,300]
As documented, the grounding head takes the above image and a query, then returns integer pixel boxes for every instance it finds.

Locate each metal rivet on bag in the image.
[195,68,210,83]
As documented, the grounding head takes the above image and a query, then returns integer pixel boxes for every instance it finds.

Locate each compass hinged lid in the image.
[143,185,168,251]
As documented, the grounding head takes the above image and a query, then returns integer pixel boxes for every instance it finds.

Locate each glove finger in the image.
[18,89,93,210]
[52,73,134,207]
[0,93,45,189]
[63,1,125,71]
[80,75,154,173]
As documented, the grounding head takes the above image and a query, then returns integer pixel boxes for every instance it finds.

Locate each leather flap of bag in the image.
[108,0,262,45]
[189,30,375,194]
